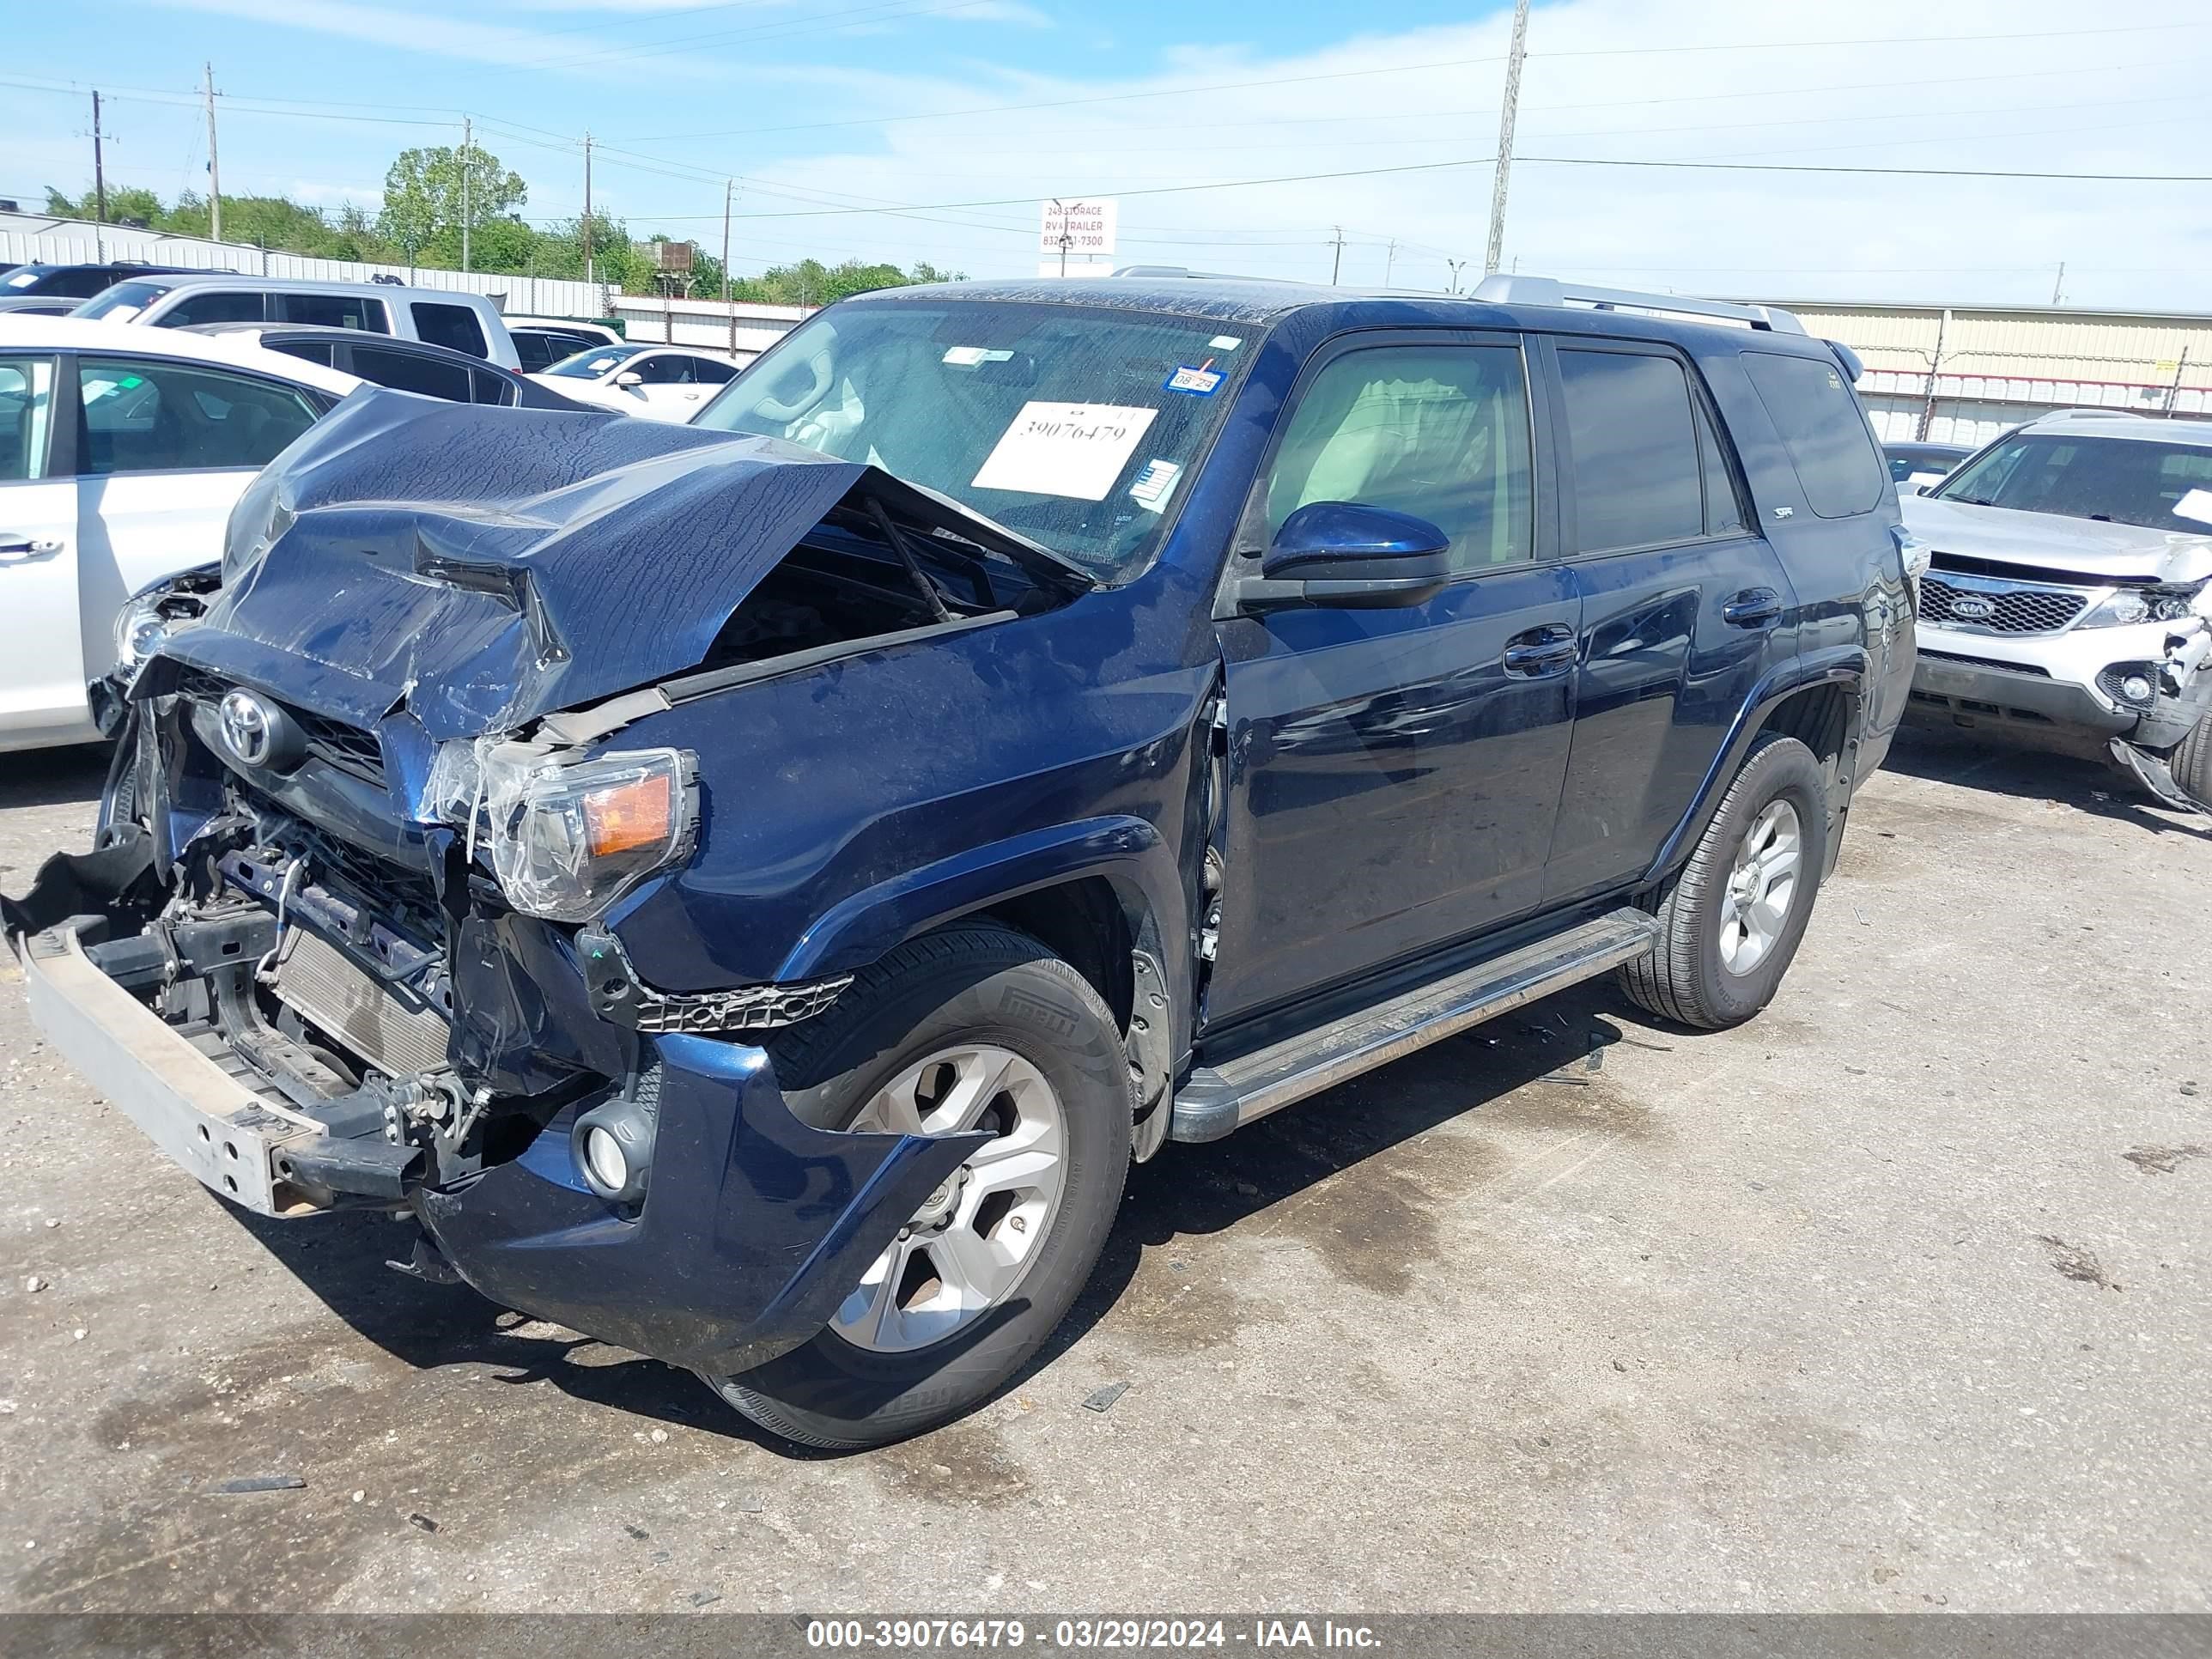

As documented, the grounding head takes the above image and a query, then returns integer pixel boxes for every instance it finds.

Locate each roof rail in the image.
[1470,275,1808,336]
[2029,406,2154,422]
[1108,264,1290,282]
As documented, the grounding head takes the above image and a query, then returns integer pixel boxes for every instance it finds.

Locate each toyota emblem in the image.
[217,689,278,768]
[1949,595,1997,621]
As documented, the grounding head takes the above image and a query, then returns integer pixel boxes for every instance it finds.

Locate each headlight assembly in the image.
[2080,580,2209,629]
[437,744,700,923]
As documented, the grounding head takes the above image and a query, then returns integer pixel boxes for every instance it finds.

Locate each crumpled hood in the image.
[1904,493,2212,584]
[159,389,1048,740]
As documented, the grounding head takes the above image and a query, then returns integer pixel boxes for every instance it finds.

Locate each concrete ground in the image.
[0,727,2205,1614]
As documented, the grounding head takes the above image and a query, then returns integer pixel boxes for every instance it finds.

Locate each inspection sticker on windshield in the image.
[1209,335,1243,351]
[1164,362,1224,397]
[943,345,1014,367]
[1129,458,1182,511]
[2173,487,2212,526]
[971,402,1158,501]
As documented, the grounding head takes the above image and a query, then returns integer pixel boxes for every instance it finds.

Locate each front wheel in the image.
[1619,732,1830,1030]
[703,922,1130,1449]
[2171,711,2212,811]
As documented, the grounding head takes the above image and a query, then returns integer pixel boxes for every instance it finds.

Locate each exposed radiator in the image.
[271,929,450,1079]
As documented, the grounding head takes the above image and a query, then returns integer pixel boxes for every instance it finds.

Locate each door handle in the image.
[1723,588,1783,628]
[1503,624,1577,677]
[0,536,64,562]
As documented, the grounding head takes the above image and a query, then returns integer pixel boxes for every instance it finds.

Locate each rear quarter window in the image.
[1741,350,1886,518]
[411,301,489,359]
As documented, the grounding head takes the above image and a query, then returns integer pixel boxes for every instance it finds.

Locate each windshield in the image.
[691,299,1256,580]
[544,343,647,379]
[1933,432,2212,532]
[74,279,173,322]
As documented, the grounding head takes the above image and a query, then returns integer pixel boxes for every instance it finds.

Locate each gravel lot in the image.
[0,729,2206,1614]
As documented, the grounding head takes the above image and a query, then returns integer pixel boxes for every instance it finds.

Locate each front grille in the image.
[173,669,386,789]
[1919,575,2087,635]
[294,711,386,787]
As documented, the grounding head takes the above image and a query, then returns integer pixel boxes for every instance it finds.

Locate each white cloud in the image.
[601,0,2212,309]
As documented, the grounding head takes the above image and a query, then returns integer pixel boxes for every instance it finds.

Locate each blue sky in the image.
[9,0,2212,307]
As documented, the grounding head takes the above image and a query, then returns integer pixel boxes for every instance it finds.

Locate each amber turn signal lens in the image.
[583,771,674,858]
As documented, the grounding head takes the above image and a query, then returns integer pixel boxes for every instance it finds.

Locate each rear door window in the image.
[410,302,489,359]
[1556,348,1705,553]
[157,289,269,327]
[268,337,337,368]
[76,357,319,473]
[277,292,389,331]
[349,343,475,403]
[1741,350,1886,518]
[511,331,566,373]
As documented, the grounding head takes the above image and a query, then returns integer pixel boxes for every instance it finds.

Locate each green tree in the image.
[376,143,526,258]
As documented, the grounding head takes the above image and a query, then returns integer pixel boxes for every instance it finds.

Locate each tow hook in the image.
[385,1231,465,1285]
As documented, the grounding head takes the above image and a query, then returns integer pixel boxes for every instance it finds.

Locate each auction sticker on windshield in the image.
[971,402,1158,501]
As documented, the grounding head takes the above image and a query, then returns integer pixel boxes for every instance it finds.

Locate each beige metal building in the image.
[1776,300,2212,446]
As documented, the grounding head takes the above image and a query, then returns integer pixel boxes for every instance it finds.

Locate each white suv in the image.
[1901,410,2212,809]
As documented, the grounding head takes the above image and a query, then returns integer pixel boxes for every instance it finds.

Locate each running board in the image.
[1170,908,1662,1144]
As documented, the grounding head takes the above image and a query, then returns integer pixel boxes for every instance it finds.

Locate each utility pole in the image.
[204,64,222,243]
[721,177,735,356]
[1329,225,1346,284]
[1916,307,1951,442]
[582,132,594,287]
[460,114,472,273]
[2050,261,2065,307]
[1484,0,1532,276]
[1383,239,1397,286]
[90,89,109,260]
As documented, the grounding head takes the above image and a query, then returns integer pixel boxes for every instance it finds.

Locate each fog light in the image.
[2122,674,2154,703]
[584,1127,627,1190]
[573,1096,656,1205]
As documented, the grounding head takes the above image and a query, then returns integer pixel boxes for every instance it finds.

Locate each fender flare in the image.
[773,814,1193,1035]
[1642,647,1869,888]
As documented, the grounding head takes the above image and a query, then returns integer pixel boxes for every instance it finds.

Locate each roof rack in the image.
[1470,275,1808,336]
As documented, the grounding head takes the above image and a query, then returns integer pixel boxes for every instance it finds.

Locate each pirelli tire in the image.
[1619,732,1830,1031]
[703,922,1130,1450]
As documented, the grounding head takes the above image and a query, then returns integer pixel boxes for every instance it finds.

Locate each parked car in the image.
[1901,409,2212,808]
[185,324,591,410]
[506,316,623,374]
[4,275,1911,1449]
[3,261,198,301]
[0,317,361,751]
[73,276,520,369]
[529,341,742,421]
[0,295,88,318]
[1883,440,1973,493]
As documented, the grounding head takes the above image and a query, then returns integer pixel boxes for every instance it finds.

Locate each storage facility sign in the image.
[1039,198,1118,259]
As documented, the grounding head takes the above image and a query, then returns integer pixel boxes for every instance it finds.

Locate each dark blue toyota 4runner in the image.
[6,275,1914,1447]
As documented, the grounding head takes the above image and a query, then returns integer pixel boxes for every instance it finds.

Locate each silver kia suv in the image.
[1901,409,2212,809]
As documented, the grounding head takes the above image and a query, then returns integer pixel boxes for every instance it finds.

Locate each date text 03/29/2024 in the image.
[803,1620,1382,1650]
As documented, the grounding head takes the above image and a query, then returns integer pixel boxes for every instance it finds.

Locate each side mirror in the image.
[614,370,644,388]
[1237,501,1452,612]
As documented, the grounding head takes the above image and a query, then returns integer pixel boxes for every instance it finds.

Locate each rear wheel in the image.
[704,922,1129,1449]
[1619,732,1829,1030]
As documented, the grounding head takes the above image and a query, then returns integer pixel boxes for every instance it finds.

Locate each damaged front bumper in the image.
[6,840,978,1378]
